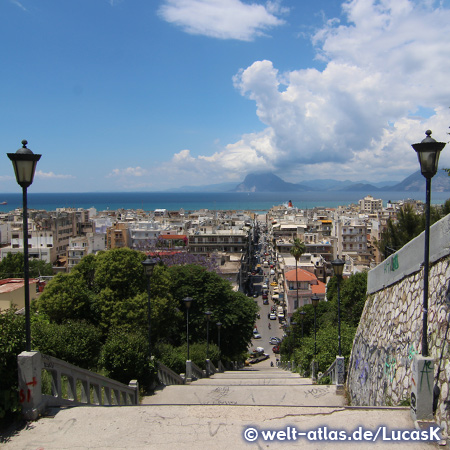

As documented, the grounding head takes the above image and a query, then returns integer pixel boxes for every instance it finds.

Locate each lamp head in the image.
[412,130,446,179]
[311,294,320,308]
[331,258,345,278]
[142,256,158,277]
[183,297,193,309]
[7,140,41,188]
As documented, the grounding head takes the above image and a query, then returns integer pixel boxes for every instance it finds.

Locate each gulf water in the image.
[0,191,448,213]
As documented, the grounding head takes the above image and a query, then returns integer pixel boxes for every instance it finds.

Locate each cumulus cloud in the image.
[35,171,75,180]
[157,0,287,41]
[160,0,450,185]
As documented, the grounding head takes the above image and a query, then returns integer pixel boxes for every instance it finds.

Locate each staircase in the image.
[143,360,344,408]
[2,358,433,450]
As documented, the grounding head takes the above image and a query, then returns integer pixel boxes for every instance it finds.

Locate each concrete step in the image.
[142,382,344,407]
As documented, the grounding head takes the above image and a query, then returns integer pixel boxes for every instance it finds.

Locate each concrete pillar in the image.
[410,355,434,421]
[18,351,44,420]
[336,356,345,385]
[185,360,193,382]
[205,359,211,377]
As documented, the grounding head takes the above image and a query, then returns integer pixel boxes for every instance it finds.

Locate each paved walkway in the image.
[1,359,443,449]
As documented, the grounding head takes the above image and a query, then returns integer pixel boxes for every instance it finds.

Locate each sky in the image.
[1,0,450,193]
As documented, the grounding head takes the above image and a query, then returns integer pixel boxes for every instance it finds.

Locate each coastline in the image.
[0,190,448,213]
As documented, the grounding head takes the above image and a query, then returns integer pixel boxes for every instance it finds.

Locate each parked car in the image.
[270,281,277,286]
[269,337,281,345]
[272,345,280,354]
[253,331,262,339]
[269,313,277,320]
[262,283,268,289]
[263,299,269,305]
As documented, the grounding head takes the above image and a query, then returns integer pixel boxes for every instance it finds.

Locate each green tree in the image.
[167,264,258,359]
[0,252,53,279]
[34,273,94,324]
[290,238,306,309]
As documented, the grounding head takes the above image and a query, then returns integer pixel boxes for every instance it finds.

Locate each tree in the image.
[290,238,306,309]
[0,252,53,279]
[166,264,258,359]
[34,273,94,324]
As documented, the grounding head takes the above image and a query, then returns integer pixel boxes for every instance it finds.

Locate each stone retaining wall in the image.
[347,215,450,436]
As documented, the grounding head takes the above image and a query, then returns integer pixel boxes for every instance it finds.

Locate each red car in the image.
[272,345,280,354]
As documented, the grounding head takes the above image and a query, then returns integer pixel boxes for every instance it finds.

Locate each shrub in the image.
[99,329,157,390]
[31,320,102,370]
[0,309,25,427]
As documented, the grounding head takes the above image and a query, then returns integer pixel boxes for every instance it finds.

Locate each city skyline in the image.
[1,0,450,193]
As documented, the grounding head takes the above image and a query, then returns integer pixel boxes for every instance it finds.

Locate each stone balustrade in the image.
[18,351,138,420]
[158,362,185,385]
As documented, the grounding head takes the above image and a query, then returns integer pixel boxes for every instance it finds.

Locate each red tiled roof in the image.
[285,268,318,282]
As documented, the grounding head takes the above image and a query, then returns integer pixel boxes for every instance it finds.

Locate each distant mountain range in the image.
[169,170,450,193]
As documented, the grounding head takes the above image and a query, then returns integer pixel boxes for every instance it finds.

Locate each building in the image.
[359,195,383,214]
[0,278,39,312]
[283,268,326,319]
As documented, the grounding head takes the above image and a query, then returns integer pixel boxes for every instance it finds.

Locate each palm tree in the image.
[290,238,306,310]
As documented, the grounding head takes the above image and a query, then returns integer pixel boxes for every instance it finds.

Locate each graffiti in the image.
[384,355,397,383]
[304,387,329,399]
[419,360,433,393]
[384,254,399,274]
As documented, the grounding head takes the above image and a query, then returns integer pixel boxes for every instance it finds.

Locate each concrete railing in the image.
[158,362,185,386]
[317,356,345,392]
[218,360,226,372]
[186,360,205,381]
[18,351,139,420]
[206,359,216,376]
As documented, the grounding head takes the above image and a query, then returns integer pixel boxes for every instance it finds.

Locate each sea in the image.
[0,191,449,213]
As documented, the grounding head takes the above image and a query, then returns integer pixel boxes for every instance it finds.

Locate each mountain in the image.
[232,172,309,192]
[381,170,450,192]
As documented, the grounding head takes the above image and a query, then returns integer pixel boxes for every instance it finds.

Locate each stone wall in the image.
[347,214,450,436]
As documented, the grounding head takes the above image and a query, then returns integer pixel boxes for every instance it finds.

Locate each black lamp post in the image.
[205,310,212,355]
[311,294,320,356]
[331,258,345,357]
[412,130,446,357]
[216,322,222,358]
[299,311,306,338]
[7,140,41,352]
[183,297,194,360]
[141,256,158,359]
[291,321,297,356]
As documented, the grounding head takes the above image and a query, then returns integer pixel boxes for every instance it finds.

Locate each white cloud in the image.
[158,0,287,41]
[151,0,450,187]
[35,171,75,180]
[107,167,148,178]
[9,0,27,11]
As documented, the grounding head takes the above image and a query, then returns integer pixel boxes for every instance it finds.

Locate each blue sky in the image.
[1,0,450,193]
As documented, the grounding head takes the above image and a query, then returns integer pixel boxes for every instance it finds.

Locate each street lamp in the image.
[205,311,212,374]
[291,321,297,356]
[412,130,446,357]
[331,258,345,357]
[311,294,320,356]
[141,256,158,359]
[7,140,41,352]
[299,311,306,338]
[183,297,194,361]
[216,322,222,359]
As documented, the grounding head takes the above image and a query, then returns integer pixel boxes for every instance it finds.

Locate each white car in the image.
[269,313,277,320]
[253,331,262,339]
[262,283,268,289]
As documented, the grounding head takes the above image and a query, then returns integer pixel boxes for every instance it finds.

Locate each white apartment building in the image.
[66,233,106,271]
[1,228,55,263]
[359,195,383,213]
